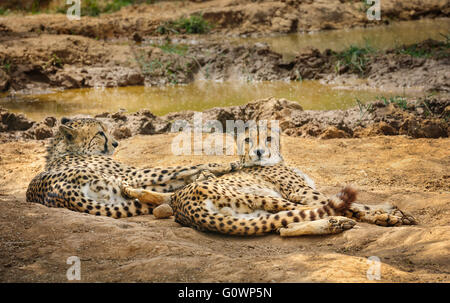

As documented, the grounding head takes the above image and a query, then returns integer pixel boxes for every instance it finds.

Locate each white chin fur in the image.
[245,155,283,167]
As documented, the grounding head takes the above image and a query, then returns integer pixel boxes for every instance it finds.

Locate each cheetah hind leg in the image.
[121,182,172,205]
[346,202,417,226]
[279,216,356,237]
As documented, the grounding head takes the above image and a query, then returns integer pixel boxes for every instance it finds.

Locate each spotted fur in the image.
[26,118,238,218]
[170,122,417,236]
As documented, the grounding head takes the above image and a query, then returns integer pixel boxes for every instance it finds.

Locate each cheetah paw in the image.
[362,204,417,226]
[120,181,133,198]
[327,216,357,234]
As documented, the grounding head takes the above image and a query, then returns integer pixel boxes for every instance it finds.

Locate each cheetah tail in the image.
[333,186,357,211]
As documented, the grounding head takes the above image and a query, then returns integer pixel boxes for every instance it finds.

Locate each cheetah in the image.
[26,117,239,218]
[167,122,417,236]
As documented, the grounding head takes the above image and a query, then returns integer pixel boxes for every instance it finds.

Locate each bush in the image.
[157,15,212,35]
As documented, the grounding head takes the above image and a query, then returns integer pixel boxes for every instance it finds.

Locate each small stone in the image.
[34,124,53,140]
[43,116,57,127]
[153,204,173,219]
[133,32,143,43]
[112,126,132,140]
[319,126,350,139]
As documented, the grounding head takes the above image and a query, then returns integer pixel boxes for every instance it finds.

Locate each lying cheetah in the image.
[167,122,417,236]
[26,118,239,218]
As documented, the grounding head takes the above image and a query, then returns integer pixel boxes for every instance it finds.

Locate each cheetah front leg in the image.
[345,202,417,226]
[279,216,356,237]
[125,161,242,191]
[121,182,172,205]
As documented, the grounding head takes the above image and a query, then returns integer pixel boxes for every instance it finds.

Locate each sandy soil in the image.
[0,134,449,282]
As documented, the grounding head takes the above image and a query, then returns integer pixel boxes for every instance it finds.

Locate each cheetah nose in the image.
[256,149,265,157]
[112,141,119,148]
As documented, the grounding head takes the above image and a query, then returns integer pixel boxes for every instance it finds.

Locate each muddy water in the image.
[1,19,445,121]
[0,80,404,121]
[236,18,450,59]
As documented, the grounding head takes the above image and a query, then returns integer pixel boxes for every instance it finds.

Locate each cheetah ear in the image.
[59,125,77,141]
[61,117,71,125]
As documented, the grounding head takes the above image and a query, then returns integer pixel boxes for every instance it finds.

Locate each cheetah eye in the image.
[266,136,273,143]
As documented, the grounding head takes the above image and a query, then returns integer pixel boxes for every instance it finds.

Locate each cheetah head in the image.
[52,117,118,156]
[236,121,283,167]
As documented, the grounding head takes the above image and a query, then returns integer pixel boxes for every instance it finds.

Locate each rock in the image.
[34,124,53,140]
[353,122,398,137]
[420,119,448,138]
[112,126,132,140]
[0,111,34,131]
[319,126,350,139]
[137,110,156,119]
[125,72,144,86]
[399,117,447,138]
[111,112,127,121]
[444,105,450,118]
[271,16,297,33]
[132,32,143,43]
[0,69,10,92]
[95,112,110,118]
[153,204,174,219]
[140,120,155,135]
[43,117,57,127]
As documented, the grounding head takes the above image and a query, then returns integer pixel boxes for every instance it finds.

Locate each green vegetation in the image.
[355,98,374,123]
[155,42,189,56]
[0,7,10,15]
[359,0,372,13]
[157,15,212,35]
[1,60,12,73]
[397,44,432,58]
[42,54,63,69]
[396,34,450,58]
[81,0,101,17]
[440,32,450,46]
[104,0,154,14]
[334,44,375,75]
[376,96,407,109]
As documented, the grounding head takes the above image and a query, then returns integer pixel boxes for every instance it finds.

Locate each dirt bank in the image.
[1,33,449,94]
[1,0,449,93]
[0,133,448,282]
[1,96,449,143]
[2,0,449,38]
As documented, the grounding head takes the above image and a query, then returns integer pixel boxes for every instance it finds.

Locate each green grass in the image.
[396,34,450,58]
[0,7,10,15]
[155,42,189,56]
[157,15,212,35]
[397,44,432,58]
[376,96,408,109]
[334,44,375,75]
[2,61,11,73]
[355,98,374,123]
[81,0,101,17]
[104,0,155,13]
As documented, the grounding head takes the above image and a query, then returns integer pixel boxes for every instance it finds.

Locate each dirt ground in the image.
[1,1,449,93]
[0,134,449,282]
